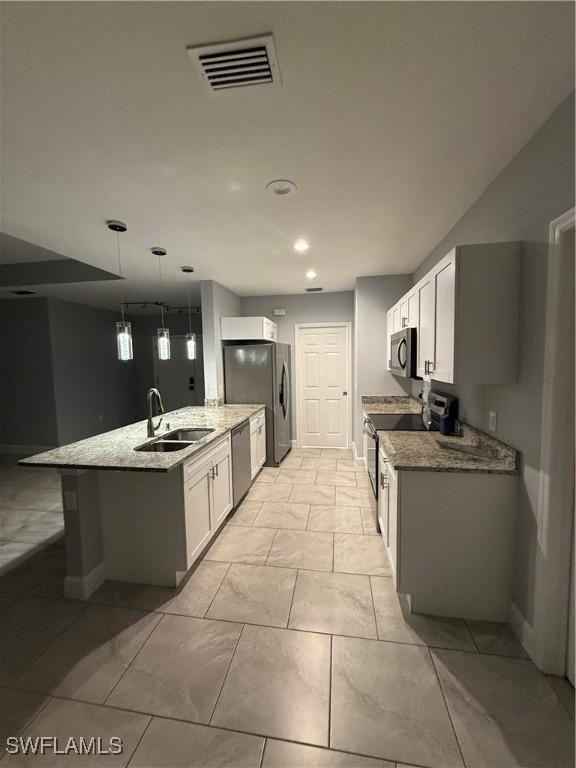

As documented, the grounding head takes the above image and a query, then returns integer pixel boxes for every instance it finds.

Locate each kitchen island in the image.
[20,405,265,598]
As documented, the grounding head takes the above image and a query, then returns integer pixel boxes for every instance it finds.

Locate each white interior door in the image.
[296,325,350,448]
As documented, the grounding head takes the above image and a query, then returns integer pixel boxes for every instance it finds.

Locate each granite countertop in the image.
[378,424,519,475]
[19,405,266,473]
[362,395,422,415]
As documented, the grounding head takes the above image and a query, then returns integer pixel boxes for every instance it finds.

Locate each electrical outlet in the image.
[488,410,497,433]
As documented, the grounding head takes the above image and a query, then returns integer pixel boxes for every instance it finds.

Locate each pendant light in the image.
[152,247,170,360]
[108,220,133,361]
[181,266,196,360]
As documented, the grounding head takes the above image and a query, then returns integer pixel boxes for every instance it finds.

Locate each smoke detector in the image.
[267,179,297,196]
[187,34,281,93]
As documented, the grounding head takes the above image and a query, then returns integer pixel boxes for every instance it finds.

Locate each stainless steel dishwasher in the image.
[231,419,251,507]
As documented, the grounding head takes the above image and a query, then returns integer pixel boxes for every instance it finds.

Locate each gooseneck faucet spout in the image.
[147,387,165,437]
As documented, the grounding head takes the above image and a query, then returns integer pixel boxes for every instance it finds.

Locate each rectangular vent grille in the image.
[187,35,280,94]
[306,287,323,293]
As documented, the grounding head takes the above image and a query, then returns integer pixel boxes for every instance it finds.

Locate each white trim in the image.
[0,444,55,455]
[509,600,537,659]
[294,322,353,449]
[529,207,575,673]
[64,561,106,600]
[352,441,366,467]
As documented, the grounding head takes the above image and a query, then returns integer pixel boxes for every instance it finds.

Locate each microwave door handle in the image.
[397,337,407,370]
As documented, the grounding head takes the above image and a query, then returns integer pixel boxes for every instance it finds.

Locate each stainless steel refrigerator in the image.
[223,343,291,466]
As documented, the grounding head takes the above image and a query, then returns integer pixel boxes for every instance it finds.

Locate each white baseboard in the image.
[509,601,536,665]
[290,439,297,449]
[352,441,366,467]
[0,444,55,455]
[64,561,106,600]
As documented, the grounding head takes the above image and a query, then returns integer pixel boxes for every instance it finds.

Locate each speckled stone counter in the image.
[378,423,519,475]
[362,395,422,415]
[19,405,266,473]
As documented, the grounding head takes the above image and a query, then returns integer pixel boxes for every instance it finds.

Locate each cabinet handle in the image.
[401,317,408,327]
[210,467,215,480]
[214,464,219,478]
[380,472,388,489]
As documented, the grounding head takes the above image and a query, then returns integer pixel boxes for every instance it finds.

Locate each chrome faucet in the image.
[147,387,165,437]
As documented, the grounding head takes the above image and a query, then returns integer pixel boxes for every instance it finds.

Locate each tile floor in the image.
[0,456,64,575]
[0,447,574,767]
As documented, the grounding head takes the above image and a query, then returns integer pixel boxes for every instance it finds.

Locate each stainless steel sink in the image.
[164,428,214,442]
[135,441,195,453]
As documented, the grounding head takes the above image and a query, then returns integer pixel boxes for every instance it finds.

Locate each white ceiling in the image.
[1,1,573,310]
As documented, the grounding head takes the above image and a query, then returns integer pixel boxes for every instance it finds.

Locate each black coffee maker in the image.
[429,392,459,435]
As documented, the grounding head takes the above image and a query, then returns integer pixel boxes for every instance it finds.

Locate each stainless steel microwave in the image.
[390,327,417,378]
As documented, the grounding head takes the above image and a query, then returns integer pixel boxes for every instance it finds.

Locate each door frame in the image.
[515,207,575,674]
[294,322,352,449]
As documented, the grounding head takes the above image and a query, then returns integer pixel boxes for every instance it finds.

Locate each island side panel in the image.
[98,468,187,587]
[399,470,518,621]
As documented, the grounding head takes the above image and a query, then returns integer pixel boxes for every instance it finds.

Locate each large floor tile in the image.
[267,530,333,571]
[207,563,297,627]
[1,487,62,512]
[546,674,575,717]
[315,470,356,487]
[465,619,529,658]
[130,717,264,768]
[133,560,230,616]
[307,505,363,534]
[321,448,353,459]
[205,526,276,565]
[15,606,161,703]
[212,624,330,745]
[300,458,337,471]
[227,501,262,526]
[361,507,380,535]
[107,615,242,722]
[289,570,377,639]
[278,456,303,469]
[0,548,66,597]
[334,534,389,576]
[2,698,149,767]
[255,468,279,484]
[253,502,310,530]
[246,484,293,502]
[88,580,146,608]
[263,740,394,767]
[0,688,48,745]
[290,448,322,457]
[331,636,463,767]
[433,649,575,768]
[371,577,476,651]
[336,459,367,473]
[335,487,376,508]
[289,485,335,505]
[0,595,86,684]
[275,469,317,485]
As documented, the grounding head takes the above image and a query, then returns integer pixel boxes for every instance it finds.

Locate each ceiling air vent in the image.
[306,287,323,293]
[187,35,281,93]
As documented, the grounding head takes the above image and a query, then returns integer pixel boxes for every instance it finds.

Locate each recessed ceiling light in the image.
[305,269,317,280]
[267,179,297,196]
[294,239,310,253]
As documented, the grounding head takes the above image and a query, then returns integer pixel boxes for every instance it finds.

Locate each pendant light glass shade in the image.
[157,328,170,360]
[186,332,197,360]
[116,321,133,361]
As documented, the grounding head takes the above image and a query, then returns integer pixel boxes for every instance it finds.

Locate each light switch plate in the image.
[488,411,497,432]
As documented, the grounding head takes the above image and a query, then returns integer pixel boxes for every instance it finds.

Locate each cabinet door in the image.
[377,465,388,542]
[407,290,419,328]
[387,467,399,586]
[250,422,259,479]
[433,256,456,384]
[399,299,408,329]
[258,422,266,468]
[417,276,435,378]
[212,446,233,528]
[386,310,393,370]
[184,468,213,568]
[392,305,401,333]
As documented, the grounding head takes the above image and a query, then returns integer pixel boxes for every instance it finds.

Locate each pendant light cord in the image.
[187,272,192,335]
[117,231,126,324]
[158,254,165,328]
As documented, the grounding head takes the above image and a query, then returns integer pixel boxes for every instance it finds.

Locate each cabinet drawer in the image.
[183,434,230,485]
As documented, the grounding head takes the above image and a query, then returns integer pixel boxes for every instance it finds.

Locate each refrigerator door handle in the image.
[280,361,289,421]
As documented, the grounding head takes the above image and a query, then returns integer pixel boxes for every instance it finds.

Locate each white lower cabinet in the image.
[379,443,517,621]
[250,410,266,477]
[183,434,233,568]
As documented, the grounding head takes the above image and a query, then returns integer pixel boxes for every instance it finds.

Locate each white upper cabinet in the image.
[386,310,393,371]
[221,316,277,342]
[389,242,520,385]
[392,305,401,334]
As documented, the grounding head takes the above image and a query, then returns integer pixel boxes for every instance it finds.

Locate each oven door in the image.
[363,417,379,499]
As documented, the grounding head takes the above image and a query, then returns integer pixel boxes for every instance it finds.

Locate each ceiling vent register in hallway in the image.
[187,35,281,93]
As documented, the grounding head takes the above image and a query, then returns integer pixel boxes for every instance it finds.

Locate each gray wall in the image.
[353,275,412,453]
[0,298,59,448]
[410,92,575,628]
[47,298,139,445]
[201,281,241,402]
[241,292,355,437]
